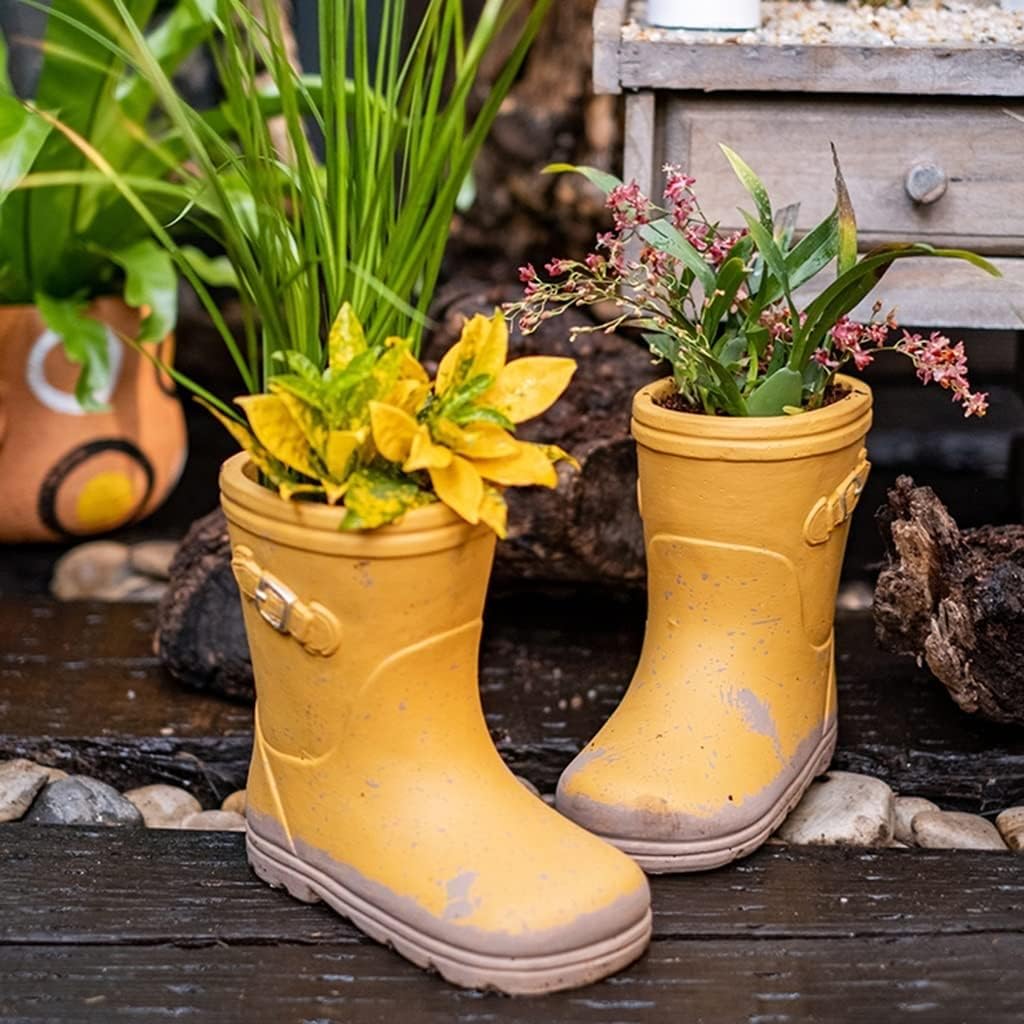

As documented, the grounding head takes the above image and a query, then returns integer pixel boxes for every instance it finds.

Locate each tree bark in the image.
[874,476,1024,727]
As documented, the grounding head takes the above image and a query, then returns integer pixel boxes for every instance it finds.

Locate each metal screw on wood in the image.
[905,162,948,205]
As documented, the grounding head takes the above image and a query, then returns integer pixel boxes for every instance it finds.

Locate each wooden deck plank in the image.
[1,829,1021,946]
[2,600,1023,812]
[0,829,1021,1022]
[1,935,1021,1023]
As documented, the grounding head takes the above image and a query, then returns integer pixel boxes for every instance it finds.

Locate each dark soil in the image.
[653,381,852,416]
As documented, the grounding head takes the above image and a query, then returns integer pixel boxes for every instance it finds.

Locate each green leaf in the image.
[832,144,858,275]
[329,302,367,371]
[700,354,748,416]
[701,257,749,339]
[786,210,839,290]
[108,238,177,342]
[742,211,796,314]
[341,467,431,531]
[642,331,680,365]
[791,243,1001,371]
[36,291,111,411]
[746,367,804,417]
[179,245,238,288]
[720,145,773,231]
[0,98,52,203]
[542,162,622,197]
[638,220,716,293]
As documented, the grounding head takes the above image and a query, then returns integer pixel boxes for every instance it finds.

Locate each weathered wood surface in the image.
[0,828,1021,1022]
[655,96,1024,258]
[875,477,1024,726]
[3,598,1024,813]
[3,829,1023,945]
[0,600,252,806]
[616,40,1024,100]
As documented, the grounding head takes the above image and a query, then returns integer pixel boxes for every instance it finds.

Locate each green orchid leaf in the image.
[0,98,52,204]
[638,220,717,293]
[642,332,680,365]
[721,145,773,232]
[699,354,748,417]
[36,291,111,411]
[701,256,748,339]
[542,162,622,197]
[108,238,177,342]
[742,211,796,315]
[832,144,858,275]
[746,366,804,417]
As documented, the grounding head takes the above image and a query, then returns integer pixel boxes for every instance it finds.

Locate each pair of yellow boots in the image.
[220,379,872,994]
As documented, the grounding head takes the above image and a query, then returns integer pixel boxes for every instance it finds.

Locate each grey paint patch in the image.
[443,870,480,921]
[736,688,784,764]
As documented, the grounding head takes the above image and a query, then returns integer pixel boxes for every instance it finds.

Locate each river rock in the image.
[51,541,132,600]
[220,790,246,815]
[912,811,1008,851]
[995,808,1024,852]
[130,540,179,580]
[0,759,49,822]
[775,771,895,847]
[24,776,144,826]
[124,784,202,828]
[893,796,939,846]
[181,810,246,832]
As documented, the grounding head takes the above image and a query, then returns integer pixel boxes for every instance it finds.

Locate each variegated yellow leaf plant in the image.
[209,306,577,536]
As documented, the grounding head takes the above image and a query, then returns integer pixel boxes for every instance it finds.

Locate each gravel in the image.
[625,1,1024,48]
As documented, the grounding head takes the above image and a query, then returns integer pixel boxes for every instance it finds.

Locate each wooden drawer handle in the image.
[905,163,948,206]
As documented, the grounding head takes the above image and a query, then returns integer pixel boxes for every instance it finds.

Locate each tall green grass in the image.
[33,0,551,404]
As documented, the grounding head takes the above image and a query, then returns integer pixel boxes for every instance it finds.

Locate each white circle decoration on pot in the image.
[647,0,761,31]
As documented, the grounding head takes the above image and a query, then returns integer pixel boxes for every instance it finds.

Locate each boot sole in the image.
[245,827,652,995]
[598,721,838,874]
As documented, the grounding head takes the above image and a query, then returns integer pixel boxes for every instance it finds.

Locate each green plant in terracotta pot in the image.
[52,0,654,993]
[0,0,227,541]
[509,147,999,874]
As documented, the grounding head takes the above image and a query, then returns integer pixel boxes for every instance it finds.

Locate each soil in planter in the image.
[653,381,850,416]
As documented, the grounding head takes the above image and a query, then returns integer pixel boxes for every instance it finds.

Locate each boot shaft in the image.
[220,453,497,760]
[632,377,873,646]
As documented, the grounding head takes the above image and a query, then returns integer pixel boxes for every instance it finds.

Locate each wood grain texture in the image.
[2,599,1023,813]
[593,0,628,95]
[615,39,1024,99]
[3,936,1022,1024]
[656,96,1024,256]
[0,829,1021,1022]
[1,829,1022,946]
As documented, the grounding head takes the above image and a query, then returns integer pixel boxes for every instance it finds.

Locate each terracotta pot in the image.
[647,0,761,30]
[0,297,187,542]
[557,376,873,872]
[219,453,652,993]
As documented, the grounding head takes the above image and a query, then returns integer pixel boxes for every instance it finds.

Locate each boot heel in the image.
[248,838,322,904]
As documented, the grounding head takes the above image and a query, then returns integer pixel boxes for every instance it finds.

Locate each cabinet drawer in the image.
[657,96,1024,255]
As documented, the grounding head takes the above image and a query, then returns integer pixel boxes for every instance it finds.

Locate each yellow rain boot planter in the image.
[557,377,873,873]
[220,453,651,994]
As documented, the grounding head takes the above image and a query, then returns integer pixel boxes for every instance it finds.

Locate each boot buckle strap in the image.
[230,546,341,657]
[804,450,871,547]
[253,575,296,634]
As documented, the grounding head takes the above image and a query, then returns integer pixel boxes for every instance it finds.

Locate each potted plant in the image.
[0,0,220,541]
[509,147,998,873]
[647,0,762,31]
[53,0,653,993]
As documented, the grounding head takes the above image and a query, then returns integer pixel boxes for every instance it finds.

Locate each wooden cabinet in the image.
[595,0,1024,329]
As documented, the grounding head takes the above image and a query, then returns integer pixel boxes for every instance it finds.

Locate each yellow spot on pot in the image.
[75,472,136,531]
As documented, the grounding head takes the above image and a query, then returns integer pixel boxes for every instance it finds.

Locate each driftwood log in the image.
[874,476,1024,727]
[156,283,660,700]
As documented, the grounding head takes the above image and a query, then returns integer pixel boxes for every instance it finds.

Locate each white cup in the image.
[647,0,762,30]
